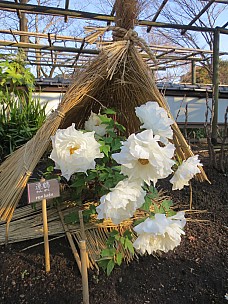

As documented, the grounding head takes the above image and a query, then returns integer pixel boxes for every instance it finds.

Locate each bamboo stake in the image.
[57,206,82,273]
[79,210,86,240]
[41,178,50,273]
[189,181,193,210]
[5,220,10,246]
[80,240,89,304]
[79,210,90,268]
[21,235,64,252]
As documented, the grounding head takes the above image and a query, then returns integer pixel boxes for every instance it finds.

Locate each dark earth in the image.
[0,151,227,304]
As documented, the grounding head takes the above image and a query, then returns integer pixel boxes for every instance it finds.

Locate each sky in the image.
[0,0,227,80]
[61,0,228,56]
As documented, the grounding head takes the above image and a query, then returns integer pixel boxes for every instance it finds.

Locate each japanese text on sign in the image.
[27,179,60,203]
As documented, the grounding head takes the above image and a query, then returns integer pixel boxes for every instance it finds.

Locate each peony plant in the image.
[96,178,146,225]
[112,129,175,186]
[135,101,174,144]
[50,123,104,181]
[47,103,202,275]
[84,111,108,136]
[133,211,186,254]
[170,155,203,190]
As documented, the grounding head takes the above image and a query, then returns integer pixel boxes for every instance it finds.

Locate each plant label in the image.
[27,179,60,203]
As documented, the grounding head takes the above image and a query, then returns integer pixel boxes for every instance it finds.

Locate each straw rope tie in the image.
[112,27,138,41]
[107,26,157,64]
[112,26,157,63]
[25,171,32,177]
[56,110,65,119]
[86,26,157,64]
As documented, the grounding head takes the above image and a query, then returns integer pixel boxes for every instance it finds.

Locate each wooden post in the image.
[80,240,89,304]
[211,27,220,145]
[41,178,51,272]
[191,60,196,85]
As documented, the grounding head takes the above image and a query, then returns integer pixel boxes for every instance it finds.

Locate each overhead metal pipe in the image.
[222,20,228,28]
[147,0,169,33]
[0,1,215,32]
[0,40,99,54]
[181,0,216,35]
[199,0,228,4]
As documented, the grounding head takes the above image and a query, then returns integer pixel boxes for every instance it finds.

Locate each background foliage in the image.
[0,53,46,162]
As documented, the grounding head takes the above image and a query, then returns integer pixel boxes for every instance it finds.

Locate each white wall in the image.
[33,92,228,124]
[166,96,228,124]
[33,92,64,116]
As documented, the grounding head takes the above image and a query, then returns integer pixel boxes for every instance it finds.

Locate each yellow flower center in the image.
[138,158,149,165]
[69,145,80,155]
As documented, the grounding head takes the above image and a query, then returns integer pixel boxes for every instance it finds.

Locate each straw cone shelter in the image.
[0,0,208,223]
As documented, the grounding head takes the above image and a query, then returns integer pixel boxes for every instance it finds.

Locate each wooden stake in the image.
[189,181,193,210]
[80,240,89,304]
[5,220,10,246]
[57,206,82,273]
[41,178,50,273]
[79,210,86,240]
[79,210,90,268]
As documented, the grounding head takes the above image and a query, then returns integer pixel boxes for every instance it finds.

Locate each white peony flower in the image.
[96,179,146,225]
[84,112,107,136]
[170,155,202,190]
[133,211,186,254]
[50,123,104,180]
[135,101,174,144]
[112,129,175,186]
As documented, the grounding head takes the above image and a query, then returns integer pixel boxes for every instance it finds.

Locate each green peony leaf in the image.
[141,196,153,212]
[116,252,123,266]
[107,259,115,276]
[102,109,116,115]
[161,199,173,211]
[124,238,135,255]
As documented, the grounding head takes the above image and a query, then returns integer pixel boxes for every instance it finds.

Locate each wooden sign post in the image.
[27,178,60,273]
[41,181,50,273]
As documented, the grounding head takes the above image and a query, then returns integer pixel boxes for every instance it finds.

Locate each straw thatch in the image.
[0,22,209,223]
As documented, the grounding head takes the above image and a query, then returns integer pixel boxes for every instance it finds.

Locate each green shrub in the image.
[0,50,35,95]
[0,53,46,162]
[0,90,47,162]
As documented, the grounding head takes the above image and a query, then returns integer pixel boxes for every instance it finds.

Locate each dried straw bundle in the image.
[0,27,208,223]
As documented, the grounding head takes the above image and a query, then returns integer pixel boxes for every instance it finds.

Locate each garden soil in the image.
[0,153,227,304]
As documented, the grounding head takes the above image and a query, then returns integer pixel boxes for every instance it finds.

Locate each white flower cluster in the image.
[111,101,176,187]
[112,130,175,186]
[96,102,176,225]
[133,212,186,254]
[96,179,146,225]
[50,123,104,180]
[50,102,203,256]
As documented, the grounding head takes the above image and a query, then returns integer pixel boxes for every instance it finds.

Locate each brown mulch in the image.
[0,156,227,304]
